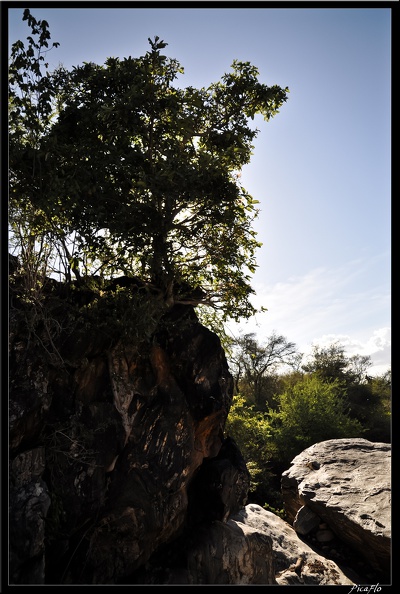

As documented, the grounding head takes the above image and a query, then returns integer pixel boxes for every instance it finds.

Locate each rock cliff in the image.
[8,276,391,585]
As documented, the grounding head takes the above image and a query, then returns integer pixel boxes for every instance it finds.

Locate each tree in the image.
[9,9,64,290]
[9,12,289,323]
[362,370,391,442]
[302,342,349,381]
[302,341,373,385]
[229,332,300,407]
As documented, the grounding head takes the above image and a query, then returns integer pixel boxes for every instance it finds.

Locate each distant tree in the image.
[302,341,374,383]
[366,370,391,442]
[300,341,391,434]
[302,342,353,382]
[229,332,300,407]
[347,353,374,384]
[347,370,391,442]
[9,10,289,323]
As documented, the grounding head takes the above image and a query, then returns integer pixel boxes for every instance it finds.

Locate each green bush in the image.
[225,395,282,508]
[269,375,364,467]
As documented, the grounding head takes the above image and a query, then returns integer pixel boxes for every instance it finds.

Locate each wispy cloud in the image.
[228,260,391,375]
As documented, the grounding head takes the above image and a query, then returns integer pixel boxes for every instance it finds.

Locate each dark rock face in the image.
[9,447,51,585]
[281,438,391,583]
[9,292,239,584]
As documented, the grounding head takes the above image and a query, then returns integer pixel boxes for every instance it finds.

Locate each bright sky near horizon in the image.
[8,5,391,376]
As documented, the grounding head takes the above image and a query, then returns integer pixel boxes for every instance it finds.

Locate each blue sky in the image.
[8,6,391,375]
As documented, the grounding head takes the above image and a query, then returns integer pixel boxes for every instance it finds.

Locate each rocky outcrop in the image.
[119,503,357,585]
[9,284,241,584]
[231,504,358,585]
[119,496,382,585]
[281,438,391,583]
[8,277,391,585]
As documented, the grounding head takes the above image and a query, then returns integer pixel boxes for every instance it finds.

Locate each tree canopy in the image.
[302,342,373,384]
[9,11,289,322]
[229,332,300,405]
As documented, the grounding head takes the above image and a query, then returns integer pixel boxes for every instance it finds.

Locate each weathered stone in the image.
[186,519,275,584]
[127,513,276,585]
[231,504,358,585]
[293,504,321,535]
[9,448,51,584]
[281,438,391,580]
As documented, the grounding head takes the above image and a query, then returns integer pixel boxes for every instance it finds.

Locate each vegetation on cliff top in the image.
[9,9,288,323]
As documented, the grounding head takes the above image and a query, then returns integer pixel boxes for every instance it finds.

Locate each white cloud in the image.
[228,263,391,376]
[303,329,391,376]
